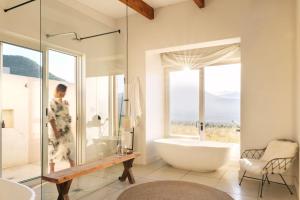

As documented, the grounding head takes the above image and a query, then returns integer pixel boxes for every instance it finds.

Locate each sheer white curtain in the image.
[161,44,240,69]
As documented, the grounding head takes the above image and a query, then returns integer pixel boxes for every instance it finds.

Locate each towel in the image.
[127,77,142,128]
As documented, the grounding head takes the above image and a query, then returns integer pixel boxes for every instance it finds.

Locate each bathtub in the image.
[154,138,232,172]
[0,178,35,200]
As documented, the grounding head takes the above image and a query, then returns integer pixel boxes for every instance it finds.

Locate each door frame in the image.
[41,47,84,175]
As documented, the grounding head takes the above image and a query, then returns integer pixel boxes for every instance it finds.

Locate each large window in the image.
[167,64,241,143]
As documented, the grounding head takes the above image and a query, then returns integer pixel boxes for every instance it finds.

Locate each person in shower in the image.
[48,84,75,173]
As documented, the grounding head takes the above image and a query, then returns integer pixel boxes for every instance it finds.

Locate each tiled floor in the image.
[3,161,70,182]
[33,159,297,200]
[3,163,40,182]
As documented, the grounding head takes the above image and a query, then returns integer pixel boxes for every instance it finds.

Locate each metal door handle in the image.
[200,122,204,131]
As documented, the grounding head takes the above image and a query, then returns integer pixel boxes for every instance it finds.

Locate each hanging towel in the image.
[128,77,142,128]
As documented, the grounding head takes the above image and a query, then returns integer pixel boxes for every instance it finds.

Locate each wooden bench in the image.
[42,152,140,200]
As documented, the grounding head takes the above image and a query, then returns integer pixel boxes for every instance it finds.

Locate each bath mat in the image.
[117,181,233,200]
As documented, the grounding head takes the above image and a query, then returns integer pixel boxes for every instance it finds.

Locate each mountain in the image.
[205,92,240,123]
[219,92,240,99]
[170,85,240,123]
[3,55,65,81]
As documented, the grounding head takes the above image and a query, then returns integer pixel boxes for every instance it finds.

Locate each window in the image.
[169,70,200,137]
[167,64,241,143]
[85,74,125,162]
[205,64,241,143]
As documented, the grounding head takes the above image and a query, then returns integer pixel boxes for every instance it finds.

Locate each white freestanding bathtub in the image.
[0,178,35,200]
[154,138,232,172]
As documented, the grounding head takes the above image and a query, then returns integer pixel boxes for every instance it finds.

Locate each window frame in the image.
[165,65,241,139]
[165,68,205,139]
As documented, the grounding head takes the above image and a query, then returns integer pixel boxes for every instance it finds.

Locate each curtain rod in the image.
[46,30,121,41]
[4,0,36,12]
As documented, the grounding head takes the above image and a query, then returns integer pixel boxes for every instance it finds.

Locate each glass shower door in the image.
[0,43,42,182]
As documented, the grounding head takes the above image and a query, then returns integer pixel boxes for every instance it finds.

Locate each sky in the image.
[3,43,41,64]
[170,64,241,96]
[3,43,76,83]
[48,50,76,83]
[169,64,241,123]
[205,64,241,95]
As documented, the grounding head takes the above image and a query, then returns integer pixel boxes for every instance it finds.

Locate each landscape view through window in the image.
[169,64,241,143]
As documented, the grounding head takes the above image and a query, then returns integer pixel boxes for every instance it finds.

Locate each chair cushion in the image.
[240,159,268,175]
[260,140,298,161]
[240,158,291,174]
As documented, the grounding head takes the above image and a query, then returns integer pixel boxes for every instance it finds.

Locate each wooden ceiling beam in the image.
[119,0,154,20]
[193,0,205,8]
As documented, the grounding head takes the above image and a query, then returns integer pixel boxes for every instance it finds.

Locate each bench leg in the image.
[119,158,135,184]
[56,180,72,200]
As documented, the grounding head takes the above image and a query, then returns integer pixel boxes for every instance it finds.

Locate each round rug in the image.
[117,181,233,200]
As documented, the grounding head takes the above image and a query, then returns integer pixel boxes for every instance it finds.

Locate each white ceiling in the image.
[76,0,190,19]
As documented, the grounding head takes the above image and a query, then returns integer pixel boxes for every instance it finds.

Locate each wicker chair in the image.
[239,139,298,198]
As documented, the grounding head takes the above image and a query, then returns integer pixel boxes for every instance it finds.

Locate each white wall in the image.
[145,52,165,162]
[2,74,30,168]
[117,0,296,173]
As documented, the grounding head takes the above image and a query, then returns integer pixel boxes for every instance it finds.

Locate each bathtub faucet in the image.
[197,122,205,140]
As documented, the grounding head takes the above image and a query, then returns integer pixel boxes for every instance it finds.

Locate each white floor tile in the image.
[216,179,259,198]
[146,165,188,180]
[186,168,227,179]
[32,159,298,200]
[180,174,220,187]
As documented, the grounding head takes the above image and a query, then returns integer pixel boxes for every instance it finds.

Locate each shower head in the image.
[45,32,81,41]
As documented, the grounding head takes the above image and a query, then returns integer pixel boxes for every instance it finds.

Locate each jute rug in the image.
[117,181,233,200]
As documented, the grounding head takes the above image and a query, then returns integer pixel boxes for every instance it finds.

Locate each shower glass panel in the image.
[0,0,42,189]
[41,0,128,199]
[116,74,125,123]
[1,43,42,182]
[85,74,125,163]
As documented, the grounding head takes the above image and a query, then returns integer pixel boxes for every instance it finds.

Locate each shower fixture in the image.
[46,30,121,41]
[46,32,80,41]
[4,0,36,12]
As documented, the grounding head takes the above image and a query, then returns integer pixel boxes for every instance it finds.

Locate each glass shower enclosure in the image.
[0,0,128,199]
[0,0,42,184]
